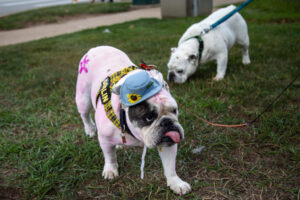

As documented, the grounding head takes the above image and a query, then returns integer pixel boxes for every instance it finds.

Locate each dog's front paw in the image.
[102,163,119,180]
[167,176,191,195]
[84,124,96,137]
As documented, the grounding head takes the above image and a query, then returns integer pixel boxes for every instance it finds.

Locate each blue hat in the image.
[120,71,162,106]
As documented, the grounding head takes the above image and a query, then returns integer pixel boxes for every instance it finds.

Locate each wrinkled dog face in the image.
[128,90,184,148]
[167,47,198,84]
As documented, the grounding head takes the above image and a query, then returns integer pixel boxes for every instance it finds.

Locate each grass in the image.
[0,2,131,30]
[0,0,299,199]
[240,0,300,23]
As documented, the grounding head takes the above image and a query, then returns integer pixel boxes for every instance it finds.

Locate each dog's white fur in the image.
[167,5,250,83]
[76,46,191,195]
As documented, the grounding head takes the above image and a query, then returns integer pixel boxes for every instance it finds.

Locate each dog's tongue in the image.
[165,131,181,143]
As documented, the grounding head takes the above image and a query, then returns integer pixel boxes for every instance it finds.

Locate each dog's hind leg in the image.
[239,38,251,65]
[241,44,251,65]
[76,78,97,137]
[236,23,251,65]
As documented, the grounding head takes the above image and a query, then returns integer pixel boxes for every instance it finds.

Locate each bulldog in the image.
[75,46,191,195]
[167,5,251,83]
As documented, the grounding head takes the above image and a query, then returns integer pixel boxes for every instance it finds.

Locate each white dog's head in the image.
[113,70,184,148]
[167,40,199,84]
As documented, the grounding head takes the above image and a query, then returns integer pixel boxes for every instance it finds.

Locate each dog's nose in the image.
[160,118,174,128]
[168,72,175,82]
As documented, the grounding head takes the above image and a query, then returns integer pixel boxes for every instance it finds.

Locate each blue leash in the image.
[201,0,254,35]
[211,0,253,29]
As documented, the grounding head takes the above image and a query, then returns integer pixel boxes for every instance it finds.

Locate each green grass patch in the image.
[239,0,300,23]
[0,2,131,30]
[0,0,299,199]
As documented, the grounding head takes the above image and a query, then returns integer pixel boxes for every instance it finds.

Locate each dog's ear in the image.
[188,54,197,62]
[162,80,170,92]
[170,47,177,53]
[112,84,121,95]
[112,70,141,95]
[112,77,127,95]
[150,70,170,92]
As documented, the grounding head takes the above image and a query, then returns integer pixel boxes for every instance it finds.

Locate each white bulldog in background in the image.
[167,5,251,83]
[76,46,191,195]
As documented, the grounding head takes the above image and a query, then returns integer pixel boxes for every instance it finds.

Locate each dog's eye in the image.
[145,112,155,123]
[143,111,158,126]
[177,70,184,74]
[171,108,177,115]
[188,55,197,61]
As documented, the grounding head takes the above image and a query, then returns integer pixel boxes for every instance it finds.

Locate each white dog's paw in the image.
[242,57,251,65]
[167,176,191,195]
[213,75,224,81]
[102,163,119,180]
[84,125,96,137]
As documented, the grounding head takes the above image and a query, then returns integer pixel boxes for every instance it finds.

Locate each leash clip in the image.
[200,28,211,36]
[120,126,127,144]
[121,132,126,144]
